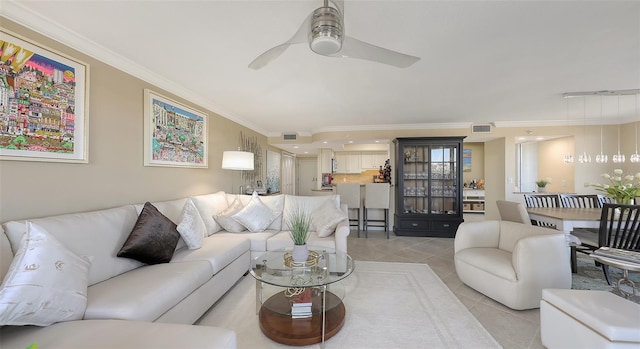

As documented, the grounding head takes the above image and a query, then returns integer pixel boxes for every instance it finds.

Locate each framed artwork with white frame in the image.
[0,29,89,163]
[143,89,208,168]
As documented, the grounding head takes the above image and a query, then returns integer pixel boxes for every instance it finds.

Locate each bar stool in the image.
[336,183,361,237]
[363,183,390,238]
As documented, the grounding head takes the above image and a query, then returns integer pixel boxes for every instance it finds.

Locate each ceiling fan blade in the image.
[330,36,420,68]
[248,14,312,70]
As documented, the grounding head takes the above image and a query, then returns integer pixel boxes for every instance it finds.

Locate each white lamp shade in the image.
[221,151,254,170]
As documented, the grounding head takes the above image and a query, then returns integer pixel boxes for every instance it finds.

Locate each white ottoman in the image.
[541,289,640,349]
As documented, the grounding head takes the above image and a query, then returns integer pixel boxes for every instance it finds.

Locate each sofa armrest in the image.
[454,221,501,253]
[334,218,350,254]
[512,233,571,287]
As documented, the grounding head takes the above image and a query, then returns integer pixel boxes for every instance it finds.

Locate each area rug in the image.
[197,261,501,349]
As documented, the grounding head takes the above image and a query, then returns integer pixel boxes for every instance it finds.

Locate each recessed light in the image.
[536,137,544,141]
[348,141,354,144]
[293,145,299,149]
[322,141,328,144]
[304,151,309,154]
[375,140,380,143]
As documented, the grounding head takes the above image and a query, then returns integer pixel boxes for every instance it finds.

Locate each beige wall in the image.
[0,20,268,222]
[537,137,575,193]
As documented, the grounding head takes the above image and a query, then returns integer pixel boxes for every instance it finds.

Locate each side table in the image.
[249,248,354,348]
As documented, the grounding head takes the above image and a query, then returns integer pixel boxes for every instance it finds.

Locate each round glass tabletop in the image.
[250,247,354,288]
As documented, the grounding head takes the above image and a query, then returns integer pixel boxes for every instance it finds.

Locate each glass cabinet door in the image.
[401,144,428,214]
[430,145,458,215]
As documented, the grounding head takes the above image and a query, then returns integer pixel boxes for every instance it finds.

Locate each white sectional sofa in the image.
[0,192,349,349]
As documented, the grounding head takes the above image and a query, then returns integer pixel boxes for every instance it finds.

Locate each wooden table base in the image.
[258,291,345,346]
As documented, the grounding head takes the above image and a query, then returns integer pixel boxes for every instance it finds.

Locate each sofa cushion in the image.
[171,234,250,274]
[232,192,280,232]
[191,191,229,235]
[214,197,247,233]
[118,202,180,265]
[0,319,237,349]
[267,231,336,252]
[176,199,206,249]
[282,195,340,231]
[0,222,91,326]
[454,247,517,281]
[84,260,212,322]
[216,230,278,253]
[312,199,347,237]
[2,205,142,286]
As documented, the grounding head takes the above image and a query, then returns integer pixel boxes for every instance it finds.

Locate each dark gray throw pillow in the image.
[117,202,180,264]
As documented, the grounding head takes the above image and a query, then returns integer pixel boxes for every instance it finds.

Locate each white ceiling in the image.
[3,0,639,154]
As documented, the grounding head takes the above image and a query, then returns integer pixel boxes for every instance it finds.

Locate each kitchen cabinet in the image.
[360,151,389,170]
[334,152,361,174]
[393,137,465,237]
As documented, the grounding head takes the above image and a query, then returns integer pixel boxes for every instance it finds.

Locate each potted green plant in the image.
[536,179,549,193]
[285,206,312,262]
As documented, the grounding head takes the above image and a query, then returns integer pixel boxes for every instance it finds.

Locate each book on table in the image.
[291,288,312,307]
[291,288,312,318]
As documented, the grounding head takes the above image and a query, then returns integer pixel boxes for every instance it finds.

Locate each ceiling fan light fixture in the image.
[309,7,343,55]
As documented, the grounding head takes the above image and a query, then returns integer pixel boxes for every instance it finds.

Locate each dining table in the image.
[526,207,602,273]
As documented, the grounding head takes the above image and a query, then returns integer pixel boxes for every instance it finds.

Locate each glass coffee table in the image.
[250,247,354,347]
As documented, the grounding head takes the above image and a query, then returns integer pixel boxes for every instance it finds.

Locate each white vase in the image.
[537,187,547,193]
[292,244,309,262]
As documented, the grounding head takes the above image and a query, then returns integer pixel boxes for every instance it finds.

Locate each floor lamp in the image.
[221,150,254,194]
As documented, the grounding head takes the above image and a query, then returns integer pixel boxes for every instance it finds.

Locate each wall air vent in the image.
[471,124,492,134]
[282,133,297,141]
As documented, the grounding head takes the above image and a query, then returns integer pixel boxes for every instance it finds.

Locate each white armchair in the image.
[454,220,572,310]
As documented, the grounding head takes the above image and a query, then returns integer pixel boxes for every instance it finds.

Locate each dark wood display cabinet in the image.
[393,137,465,237]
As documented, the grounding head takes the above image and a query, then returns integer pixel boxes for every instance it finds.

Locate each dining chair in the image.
[336,183,362,237]
[597,195,616,207]
[523,194,560,227]
[560,194,601,257]
[559,194,600,208]
[496,200,531,225]
[597,203,640,285]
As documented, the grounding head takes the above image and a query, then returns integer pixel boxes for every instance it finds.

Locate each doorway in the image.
[297,158,317,196]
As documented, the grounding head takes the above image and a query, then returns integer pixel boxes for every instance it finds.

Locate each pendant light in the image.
[562,97,574,163]
[578,96,592,163]
[595,95,608,163]
[631,94,640,163]
[612,95,626,163]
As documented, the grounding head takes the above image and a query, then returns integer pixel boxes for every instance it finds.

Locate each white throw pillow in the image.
[176,199,206,249]
[213,196,247,233]
[312,199,346,237]
[0,222,91,326]
[190,191,229,235]
[232,192,281,232]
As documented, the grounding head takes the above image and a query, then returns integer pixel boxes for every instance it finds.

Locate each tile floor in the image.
[348,217,544,349]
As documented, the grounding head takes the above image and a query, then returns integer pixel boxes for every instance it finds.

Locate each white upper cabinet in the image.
[334,151,388,173]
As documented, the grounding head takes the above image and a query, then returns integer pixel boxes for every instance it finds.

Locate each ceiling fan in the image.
[248,0,420,70]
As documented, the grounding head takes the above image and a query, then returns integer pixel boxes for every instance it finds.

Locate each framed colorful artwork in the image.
[143,89,208,168]
[463,148,472,172]
[0,29,89,163]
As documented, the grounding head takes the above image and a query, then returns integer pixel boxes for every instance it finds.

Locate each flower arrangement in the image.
[285,206,312,246]
[589,169,640,204]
